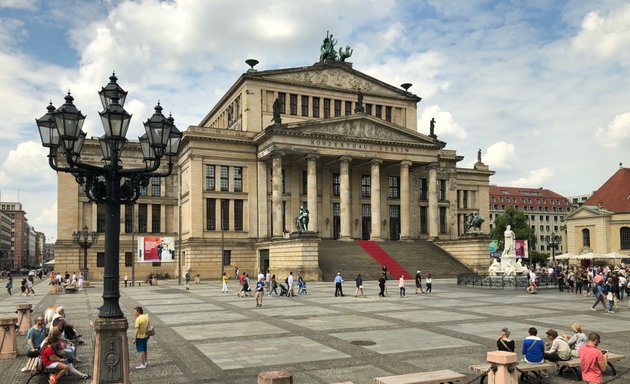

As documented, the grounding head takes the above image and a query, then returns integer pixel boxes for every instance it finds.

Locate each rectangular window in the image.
[278,92,286,114]
[302,170,307,195]
[361,175,371,198]
[323,98,331,118]
[125,204,133,233]
[419,178,428,200]
[332,173,340,197]
[344,101,352,116]
[439,179,447,201]
[138,204,148,233]
[439,207,447,234]
[97,252,105,268]
[206,165,215,191]
[140,183,147,196]
[301,95,309,117]
[233,166,243,192]
[206,199,216,230]
[282,201,287,232]
[125,252,132,267]
[221,199,229,230]
[151,176,161,197]
[220,166,229,191]
[234,200,243,231]
[385,106,392,122]
[312,97,320,118]
[375,105,382,119]
[366,103,372,115]
[388,176,400,199]
[222,250,231,266]
[334,100,341,117]
[97,204,106,232]
[151,204,161,233]
[289,94,297,115]
[539,225,544,232]
[420,206,428,234]
[463,191,469,209]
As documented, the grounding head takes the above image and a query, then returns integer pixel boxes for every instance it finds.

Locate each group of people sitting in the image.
[498,324,609,383]
[24,306,90,383]
[49,271,84,291]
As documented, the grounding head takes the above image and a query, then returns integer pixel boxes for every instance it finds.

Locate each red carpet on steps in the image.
[355,240,413,279]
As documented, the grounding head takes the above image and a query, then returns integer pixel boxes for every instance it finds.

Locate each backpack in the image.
[601,284,609,295]
[285,277,289,284]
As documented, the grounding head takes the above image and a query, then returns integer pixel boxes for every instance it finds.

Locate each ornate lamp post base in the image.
[93,318,130,384]
[81,267,90,283]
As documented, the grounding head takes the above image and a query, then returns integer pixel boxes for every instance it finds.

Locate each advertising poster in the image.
[489,240,501,258]
[137,236,175,262]
[515,240,528,258]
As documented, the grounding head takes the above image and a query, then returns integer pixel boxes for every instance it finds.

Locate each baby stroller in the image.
[298,282,308,295]
[278,283,288,296]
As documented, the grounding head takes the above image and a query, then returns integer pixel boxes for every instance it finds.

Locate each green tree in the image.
[491,206,537,253]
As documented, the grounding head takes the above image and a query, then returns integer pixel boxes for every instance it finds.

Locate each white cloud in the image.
[0,141,55,188]
[510,167,554,188]
[572,5,630,62]
[418,105,467,140]
[483,142,516,170]
[0,0,37,10]
[595,112,630,148]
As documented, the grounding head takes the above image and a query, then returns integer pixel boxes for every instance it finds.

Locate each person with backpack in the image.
[606,278,616,313]
[591,280,608,312]
[268,274,278,296]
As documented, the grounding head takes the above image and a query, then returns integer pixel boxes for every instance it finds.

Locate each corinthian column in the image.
[339,156,352,240]
[400,160,412,240]
[428,165,438,240]
[272,152,284,238]
[370,159,382,241]
[307,154,318,233]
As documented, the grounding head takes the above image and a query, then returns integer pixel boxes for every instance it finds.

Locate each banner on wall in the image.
[515,239,529,258]
[137,236,175,262]
[489,240,501,258]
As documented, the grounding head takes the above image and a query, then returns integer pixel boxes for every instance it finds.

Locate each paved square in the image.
[295,314,392,330]
[439,320,571,341]
[330,328,479,354]
[461,305,561,317]
[157,310,248,325]
[143,303,223,313]
[172,321,288,340]
[534,314,630,333]
[195,336,350,369]
[379,309,484,323]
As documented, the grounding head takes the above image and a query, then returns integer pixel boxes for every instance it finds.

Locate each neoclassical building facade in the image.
[55,56,493,280]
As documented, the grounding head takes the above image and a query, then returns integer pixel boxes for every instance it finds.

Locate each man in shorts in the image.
[133,306,149,369]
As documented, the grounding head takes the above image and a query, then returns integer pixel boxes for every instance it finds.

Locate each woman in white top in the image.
[562,323,588,357]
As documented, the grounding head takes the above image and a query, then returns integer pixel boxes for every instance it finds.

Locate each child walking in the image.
[426,273,433,294]
[399,275,406,297]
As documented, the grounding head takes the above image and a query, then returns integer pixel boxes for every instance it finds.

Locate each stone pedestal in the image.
[0,316,18,359]
[258,234,322,281]
[501,254,516,270]
[258,371,293,384]
[93,317,130,384]
[486,351,518,384]
[436,235,492,272]
[48,284,58,294]
[16,303,32,336]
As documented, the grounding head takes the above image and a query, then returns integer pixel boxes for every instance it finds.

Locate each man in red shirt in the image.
[579,332,608,383]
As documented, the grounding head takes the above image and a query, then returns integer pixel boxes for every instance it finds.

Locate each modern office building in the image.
[0,201,30,269]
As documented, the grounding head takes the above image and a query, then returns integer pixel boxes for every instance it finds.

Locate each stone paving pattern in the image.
[0,278,629,383]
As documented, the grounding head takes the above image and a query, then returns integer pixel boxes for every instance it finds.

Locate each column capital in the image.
[306,153,320,161]
[370,158,383,165]
[400,160,412,168]
[338,156,352,164]
[271,151,285,159]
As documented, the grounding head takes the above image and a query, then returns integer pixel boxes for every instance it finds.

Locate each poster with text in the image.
[137,236,175,262]
[515,240,528,258]
[489,240,501,258]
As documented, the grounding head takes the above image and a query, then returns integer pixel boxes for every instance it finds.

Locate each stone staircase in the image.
[318,239,472,281]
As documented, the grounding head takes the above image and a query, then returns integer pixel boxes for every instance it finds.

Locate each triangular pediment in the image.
[278,115,438,146]
[251,64,413,99]
[566,205,613,220]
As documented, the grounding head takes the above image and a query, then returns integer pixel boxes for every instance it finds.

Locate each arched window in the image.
[621,227,630,250]
[582,228,590,247]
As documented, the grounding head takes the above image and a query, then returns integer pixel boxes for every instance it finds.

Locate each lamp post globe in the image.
[36,73,181,384]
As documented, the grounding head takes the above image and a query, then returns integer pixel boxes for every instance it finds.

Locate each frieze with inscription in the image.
[309,139,410,153]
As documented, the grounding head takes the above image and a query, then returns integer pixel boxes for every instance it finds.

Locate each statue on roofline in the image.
[319,31,352,62]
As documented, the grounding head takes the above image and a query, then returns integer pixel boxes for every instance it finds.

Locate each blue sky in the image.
[1,0,629,239]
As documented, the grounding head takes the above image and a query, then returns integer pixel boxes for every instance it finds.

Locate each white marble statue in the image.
[504,262,516,276]
[515,259,527,274]
[488,259,501,276]
[502,225,515,256]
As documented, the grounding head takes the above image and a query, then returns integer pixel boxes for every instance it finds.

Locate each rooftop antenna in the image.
[400,83,412,91]
[245,59,259,72]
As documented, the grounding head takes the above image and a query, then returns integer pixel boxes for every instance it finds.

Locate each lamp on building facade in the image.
[72,225,98,282]
[545,233,561,265]
[36,73,182,383]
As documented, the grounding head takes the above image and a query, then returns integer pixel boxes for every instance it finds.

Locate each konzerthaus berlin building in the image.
[55,46,494,281]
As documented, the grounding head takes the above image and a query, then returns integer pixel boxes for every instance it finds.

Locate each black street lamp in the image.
[545,232,561,265]
[36,73,182,383]
[72,225,99,281]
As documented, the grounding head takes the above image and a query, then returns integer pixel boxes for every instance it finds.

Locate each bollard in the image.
[16,303,33,336]
[486,351,518,384]
[0,316,18,359]
[258,371,293,384]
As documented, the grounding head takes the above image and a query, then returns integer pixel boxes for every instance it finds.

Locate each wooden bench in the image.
[557,352,625,380]
[470,361,556,384]
[374,369,466,384]
[21,356,56,383]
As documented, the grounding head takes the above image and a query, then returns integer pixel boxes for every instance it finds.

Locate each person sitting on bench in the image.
[544,328,572,362]
[26,315,46,357]
[41,328,90,384]
[522,327,544,363]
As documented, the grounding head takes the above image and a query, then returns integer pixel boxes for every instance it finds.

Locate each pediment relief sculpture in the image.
[270,68,395,95]
[300,120,427,143]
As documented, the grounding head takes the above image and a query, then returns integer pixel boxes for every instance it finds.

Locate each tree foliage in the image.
[490,206,537,251]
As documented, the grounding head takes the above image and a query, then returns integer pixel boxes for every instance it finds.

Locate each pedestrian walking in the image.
[221,272,229,293]
[124,273,128,287]
[591,280,608,312]
[78,274,84,291]
[426,273,433,294]
[255,277,265,307]
[132,306,150,369]
[268,275,278,296]
[185,270,191,290]
[415,270,424,294]
[378,273,386,297]
[354,273,364,297]
[334,272,344,296]
[399,275,406,297]
[5,273,12,296]
[286,272,295,297]
[26,276,35,296]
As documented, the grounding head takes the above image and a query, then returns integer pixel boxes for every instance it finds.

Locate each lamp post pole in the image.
[546,233,561,266]
[72,225,98,282]
[36,73,182,383]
